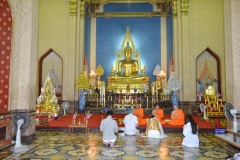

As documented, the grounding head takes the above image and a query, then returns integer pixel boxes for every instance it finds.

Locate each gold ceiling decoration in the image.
[84,0,173,18]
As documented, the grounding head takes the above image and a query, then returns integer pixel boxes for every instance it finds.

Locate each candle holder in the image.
[73,119,76,125]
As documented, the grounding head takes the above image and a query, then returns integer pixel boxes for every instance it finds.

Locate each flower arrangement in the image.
[153,65,161,76]
[73,113,78,120]
[72,113,78,124]
[167,72,180,92]
[85,110,92,120]
[75,71,90,90]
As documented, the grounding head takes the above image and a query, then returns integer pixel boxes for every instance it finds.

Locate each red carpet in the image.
[36,113,226,131]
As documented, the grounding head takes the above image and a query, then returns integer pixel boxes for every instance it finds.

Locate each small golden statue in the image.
[126,84,130,94]
[36,75,60,119]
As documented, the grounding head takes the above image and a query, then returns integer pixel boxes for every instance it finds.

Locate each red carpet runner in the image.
[36,113,225,130]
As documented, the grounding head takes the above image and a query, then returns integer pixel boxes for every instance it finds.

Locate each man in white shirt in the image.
[123,109,138,136]
[100,111,118,147]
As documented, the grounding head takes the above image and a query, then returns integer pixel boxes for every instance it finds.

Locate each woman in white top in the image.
[182,115,199,147]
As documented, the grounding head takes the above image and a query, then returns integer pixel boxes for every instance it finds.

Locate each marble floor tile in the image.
[0,131,238,160]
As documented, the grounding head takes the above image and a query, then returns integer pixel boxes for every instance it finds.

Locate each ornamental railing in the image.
[85,93,172,110]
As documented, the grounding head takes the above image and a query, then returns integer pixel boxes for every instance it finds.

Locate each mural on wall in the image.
[196,51,219,100]
[40,50,62,100]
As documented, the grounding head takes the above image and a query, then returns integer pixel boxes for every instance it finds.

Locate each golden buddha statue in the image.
[107,27,149,93]
[36,75,60,119]
[117,43,139,77]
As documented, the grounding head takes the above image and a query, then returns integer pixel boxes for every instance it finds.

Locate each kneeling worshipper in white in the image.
[182,115,199,147]
[100,111,118,147]
[123,109,139,136]
[142,115,167,139]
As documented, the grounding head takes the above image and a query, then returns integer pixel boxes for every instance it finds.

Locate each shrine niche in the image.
[107,27,149,93]
[196,48,221,101]
[39,49,63,101]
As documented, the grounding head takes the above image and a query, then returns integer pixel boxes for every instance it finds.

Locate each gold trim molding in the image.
[181,0,189,15]
[69,0,77,16]
[85,0,173,18]
[172,0,177,17]
[80,1,85,18]
[85,0,172,4]
[89,12,168,18]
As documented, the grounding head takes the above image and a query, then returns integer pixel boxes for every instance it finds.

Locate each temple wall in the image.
[38,0,76,102]
[182,0,225,102]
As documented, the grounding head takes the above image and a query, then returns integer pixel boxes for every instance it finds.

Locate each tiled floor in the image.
[0,131,239,160]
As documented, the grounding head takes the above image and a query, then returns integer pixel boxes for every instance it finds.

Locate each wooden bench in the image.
[215,129,240,149]
[226,129,240,142]
[68,124,89,133]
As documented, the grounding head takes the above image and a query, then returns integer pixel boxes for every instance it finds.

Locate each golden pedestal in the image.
[108,75,149,93]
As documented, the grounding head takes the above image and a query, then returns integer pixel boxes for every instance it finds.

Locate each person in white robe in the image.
[142,115,167,139]
[182,115,199,147]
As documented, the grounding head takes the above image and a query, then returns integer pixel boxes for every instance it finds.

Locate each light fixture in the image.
[158,70,166,87]
[89,70,96,79]
[159,70,166,79]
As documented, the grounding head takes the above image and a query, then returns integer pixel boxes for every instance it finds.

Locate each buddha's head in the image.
[124,41,133,58]
[124,46,132,58]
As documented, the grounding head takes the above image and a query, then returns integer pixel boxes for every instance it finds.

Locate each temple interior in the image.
[1,0,240,159]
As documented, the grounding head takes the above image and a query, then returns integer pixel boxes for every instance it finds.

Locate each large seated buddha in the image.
[107,27,149,93]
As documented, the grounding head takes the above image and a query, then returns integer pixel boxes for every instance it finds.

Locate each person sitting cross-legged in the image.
[100,110,118,147]
[152,104,166,125]
[168,105,185,125]
[133,103,146,125]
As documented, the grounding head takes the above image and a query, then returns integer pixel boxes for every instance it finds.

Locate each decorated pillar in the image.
[68,0,78,102]
[180,0,190,101]
[74,0,86,105]
[225,0,240,110]
[161,16,167,86]
[8,0,39,142]
[172,0,182,100]
[90,17,97,75]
